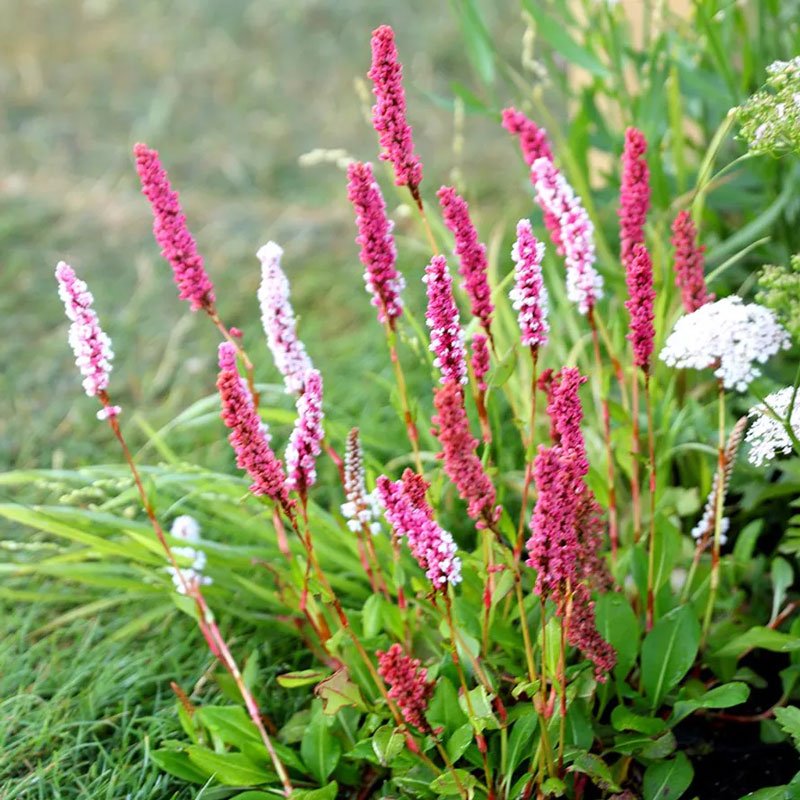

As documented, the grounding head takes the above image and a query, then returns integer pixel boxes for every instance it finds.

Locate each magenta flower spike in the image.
[346,161,405,327]
[376,643,433,731]
[55,262,120,419]
[618,127,651,271]
[625,243,656,373]
[470,333,490,392]
[256,241,314,395]
[376,469,462,589]
[432,380,500,526]
[217,342,290,506]
[133,143,216,312]
[671,210,713,313]
[285,369,325,496]
[423,255,467,385]
[437,186,493,335]
[531,157,602,315]
[368,25,423,192]
[501,107,554,166]
[509,219,549,348]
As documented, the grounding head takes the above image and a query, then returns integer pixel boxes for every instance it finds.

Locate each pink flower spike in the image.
[671,210,713,313]
[257,241,314,395]
[471,333,490,392]
[55,261,115,400]
[346,161,405,326]
[625,243,656,373]
[618,127,651,271]
[437,186,493,335]
[285,369,325,496]
[546,367,589,467]
[510,219,549,348]
[501,107,554,166]
[217,342,290,506]
[376,643,433,731]
[376,469,462,589]
[133,143,215,312]
[97,406,122,421]
[368,25,423,191]
[423,255,467,385]
[432,380,500,526]
[531,157,602,315]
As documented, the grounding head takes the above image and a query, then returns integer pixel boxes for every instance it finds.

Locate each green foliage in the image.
[758,254,800,341]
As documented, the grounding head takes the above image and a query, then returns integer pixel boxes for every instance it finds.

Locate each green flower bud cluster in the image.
[735,57,800,156]
[757,252,800,342]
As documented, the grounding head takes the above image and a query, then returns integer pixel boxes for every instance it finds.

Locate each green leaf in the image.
[428,679,467,734]
[446,723,474,763]
[452,0,495,86]
[430,768,478,797]
[774,706,800,751]
[277,669,330,689]
[642,605,700,710]
[671,682,750,725]
[504,706,539,778]
[300,713,341,784]
[738,789,789,800]
[150,748,209,784]
[314,667,366,714]
[489,346,517,388]
[611,706,667,735]
[771,558,794,624]
[521,0,610,78]
[186,745,275,786]
[288,783,339,800]
[595,593,640,678]
[196,706,259,749]
[568,752,621,792]
[714,627,800,659]
[643,752,694,800]
[372,725,405,766]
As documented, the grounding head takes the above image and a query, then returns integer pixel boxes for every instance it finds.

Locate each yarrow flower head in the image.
[659,296,791,391]
[133,143,215,312]
[376,643,433,731]
[341,428,382,534]
[424,255,468,385]
[346,161,405,326]
[166,515,212,594]
[746,387,800,466]
[55,262,117,413]
[437,186,493,335]
[285,369,325,496]
[217,342,290,506]
[432,380,500,526]
[618,127,650,270]
[735,57,800,156]
[625,243,656,373]
[376,469,462,589]
[671,210,713,313]
[257,241,314,394]
[509,219,549,348]
[531,157,602,314]
[368,25,423,191]
[470,333,490,392]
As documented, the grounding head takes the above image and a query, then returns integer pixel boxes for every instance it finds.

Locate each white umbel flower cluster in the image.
[659,296,790,391]
[166,515,212,594]
[746,386,800,466]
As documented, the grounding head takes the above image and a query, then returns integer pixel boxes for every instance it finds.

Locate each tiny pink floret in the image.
[424,255,467,385]
[376,643,433,731]
[55,261,115,401]
[368,25,423,190]
[625,243,656,373]
[217,342,290,506]
[437,186,493,335]
[133,143,215,312]
[471,333,490,392]
[531,157,602,315]
[501,107,554,165]
[671,210,713,313]
[510,219,549,348]
[346,161,405,325]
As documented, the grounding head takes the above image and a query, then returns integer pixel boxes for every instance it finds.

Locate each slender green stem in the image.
[644,372,658,630]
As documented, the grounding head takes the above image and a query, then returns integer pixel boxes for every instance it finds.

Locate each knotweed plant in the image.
[27,23,800,800]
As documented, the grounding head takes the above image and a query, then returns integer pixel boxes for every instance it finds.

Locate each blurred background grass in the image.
[0,2,528,795]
